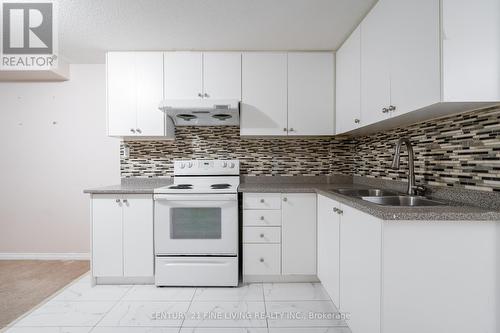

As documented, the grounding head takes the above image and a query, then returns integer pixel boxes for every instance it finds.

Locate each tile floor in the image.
[3,274,351,333]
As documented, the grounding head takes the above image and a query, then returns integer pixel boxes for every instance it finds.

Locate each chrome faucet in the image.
[391,137,424,196]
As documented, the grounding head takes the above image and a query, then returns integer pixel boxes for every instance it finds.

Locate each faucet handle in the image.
[413,185,427,196]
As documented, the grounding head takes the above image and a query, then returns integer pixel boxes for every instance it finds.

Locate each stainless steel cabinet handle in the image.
[388,105,396,112]
[260,216,264,220]
[136,129,142,134]
[354,118,360,124]
[204,93,209,98]
[130,128,136,133]
[289,128,295,132]
[333,207,338,213]
[259,258,264,263]
[283,197,287,202]
[283,128,287,132]
[116,199,121,203]
[260,199,265,203]
[123,199,128,204]
[260,233,265,238]
[382,108,389,114]
[338,209,343,215]
[198,93,203,98]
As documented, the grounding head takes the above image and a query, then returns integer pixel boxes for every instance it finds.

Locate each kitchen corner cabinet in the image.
[242,193,317,281]
[336,0,500,135]
[317,194,497,333]
[241,52,334,136]
[106,52,173,138]
[164,51,241,100]
[92,194,153,281]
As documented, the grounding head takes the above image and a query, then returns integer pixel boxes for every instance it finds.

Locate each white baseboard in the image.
[0,252,90,260]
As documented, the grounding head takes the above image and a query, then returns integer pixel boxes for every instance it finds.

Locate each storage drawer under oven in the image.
[155,256,238,286]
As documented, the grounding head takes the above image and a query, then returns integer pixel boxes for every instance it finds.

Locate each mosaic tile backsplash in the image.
[121,127,354,177]
[121,105,500,192]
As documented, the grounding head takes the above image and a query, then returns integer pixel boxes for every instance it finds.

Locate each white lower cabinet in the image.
[242,193,317,281]
[317,194,498,333]
[317,195,341,306]
[339,204,382,333]
[281,193,317,275]
[92,194,154,281]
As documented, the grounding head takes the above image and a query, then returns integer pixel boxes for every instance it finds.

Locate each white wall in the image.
[0,64,120,257]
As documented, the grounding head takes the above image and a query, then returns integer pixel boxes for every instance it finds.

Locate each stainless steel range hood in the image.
[159,99,240,126]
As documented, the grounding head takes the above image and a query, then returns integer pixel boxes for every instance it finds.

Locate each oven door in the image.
[154,194,238,255]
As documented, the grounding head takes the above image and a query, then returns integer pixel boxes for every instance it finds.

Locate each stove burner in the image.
[168,184,193,190]
[211,183,232,189]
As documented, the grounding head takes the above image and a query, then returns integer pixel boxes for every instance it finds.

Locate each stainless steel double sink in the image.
[330,188,446,207]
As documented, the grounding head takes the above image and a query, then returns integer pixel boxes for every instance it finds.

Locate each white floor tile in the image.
[182,301,267,328]
[97,301,189,327]
[3,328,92,333]
[180,328,268,333]
[50,283,132,302]
[268,328,351,333]
[266,301,345,328]
[122,286,195,302]
[192,284,263,302]
[263,283,330,301]
[90,328,180,333]
[13,301,115,327]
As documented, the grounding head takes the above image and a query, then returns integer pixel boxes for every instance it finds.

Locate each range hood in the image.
[159,99,240,126]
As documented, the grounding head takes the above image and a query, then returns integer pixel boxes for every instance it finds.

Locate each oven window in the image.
[170,208,222,239]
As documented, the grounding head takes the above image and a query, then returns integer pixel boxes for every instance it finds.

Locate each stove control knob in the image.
[229,162,235,168]
[222,161,228,168]
[180,163,186,169]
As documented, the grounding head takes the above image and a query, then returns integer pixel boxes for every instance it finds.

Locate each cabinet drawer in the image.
[243,210,281,226]
[243,193,282,209]
[243,244,281,275]
[244,227,281,244]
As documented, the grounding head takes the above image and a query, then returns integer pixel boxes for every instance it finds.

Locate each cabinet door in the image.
[136,52,165,136]
[122,195,154,277]
[340,204,382,333]
[92,195,123,277]
[287,52,334,136]
[164,52,203,99]
[107,53,137,136]
[361,0,392,126]
[203,52,241,99]
[317,195,340,305]
[336,26,362,134]
[241,52,288,136]
[388,0,440,116]
[281,193,317,275]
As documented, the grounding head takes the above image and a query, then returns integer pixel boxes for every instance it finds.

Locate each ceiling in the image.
[58,0,377,64]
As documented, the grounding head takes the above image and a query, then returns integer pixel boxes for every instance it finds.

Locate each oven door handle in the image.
[154,194,237,201]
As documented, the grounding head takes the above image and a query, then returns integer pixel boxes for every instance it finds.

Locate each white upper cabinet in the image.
[164,52,203,99]
[360,0,392,126]
[241,52,288,136]
[336,26,361,133]
[164,52,241,100]
[287,52,334,136]
[107,52,171,138]
[203,52,241,99]
[441,0,500,102]
[241,52,335,136]
[337,0,500,135]
[388,0,441,117]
